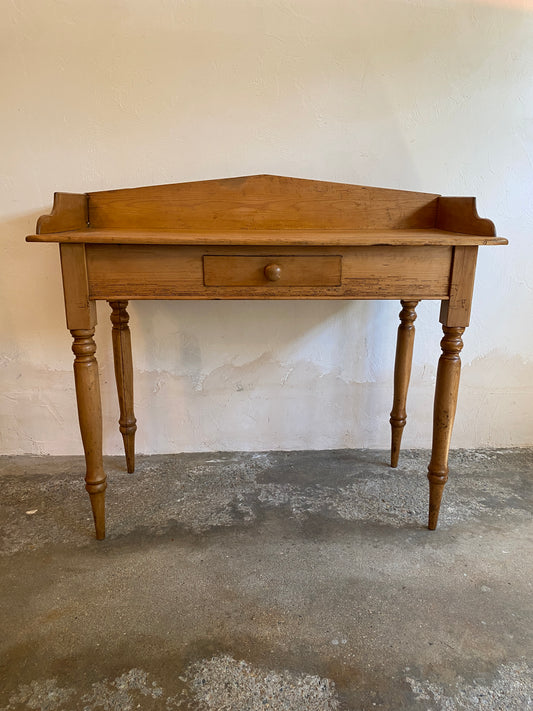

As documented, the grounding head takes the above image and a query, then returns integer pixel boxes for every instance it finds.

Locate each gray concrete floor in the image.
[0,449,532,710]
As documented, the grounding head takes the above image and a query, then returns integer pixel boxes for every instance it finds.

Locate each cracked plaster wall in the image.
[1,0,532,454]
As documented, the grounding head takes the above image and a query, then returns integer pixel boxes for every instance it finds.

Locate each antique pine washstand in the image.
[26,175,507,539]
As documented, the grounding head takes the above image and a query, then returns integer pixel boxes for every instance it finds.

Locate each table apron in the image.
[85,244,453,300]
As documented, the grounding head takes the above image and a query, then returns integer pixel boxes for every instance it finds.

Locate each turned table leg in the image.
[390,300,419,467]
[71,329,107,540]
[427,326,465,530]
[109,301,137,473]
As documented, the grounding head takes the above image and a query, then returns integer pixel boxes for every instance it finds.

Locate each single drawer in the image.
[203,255,342,287]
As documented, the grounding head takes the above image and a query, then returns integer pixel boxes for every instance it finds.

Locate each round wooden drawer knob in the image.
[264,263,282,281]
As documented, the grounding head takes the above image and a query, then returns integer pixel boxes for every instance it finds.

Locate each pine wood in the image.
[84,244,452,300]
[109,302,136,473]
[439,246,478,327]
[27,175,507,539]
[203,255,342,287]
[60,244,96,330]
[27,227,507,247]
[71,329,106,540]
[390,301,419,468]
[36,192,88,234]
[264,263,282,282]
[86,174,440,231]
[427,326,465,530]
[436,197,495,236]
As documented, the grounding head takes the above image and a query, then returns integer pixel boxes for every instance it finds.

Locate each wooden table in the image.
[27,174,507,539]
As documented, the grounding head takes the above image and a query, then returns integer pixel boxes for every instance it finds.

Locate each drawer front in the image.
[203,255,342,287]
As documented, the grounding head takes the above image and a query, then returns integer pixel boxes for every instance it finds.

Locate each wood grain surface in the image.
[27,227,507,246]
[85,174,439,231]
[85,244,453,300]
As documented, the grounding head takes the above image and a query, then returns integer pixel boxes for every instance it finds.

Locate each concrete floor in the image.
[0,448,532,710]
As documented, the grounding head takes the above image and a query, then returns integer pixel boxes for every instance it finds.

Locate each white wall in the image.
[1,0,532,455]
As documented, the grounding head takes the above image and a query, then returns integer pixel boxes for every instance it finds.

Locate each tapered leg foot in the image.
[390,428,403,469]
[122,436,135,476]
[71,329,107,540]
[428,480,445,530]
[390,300,419,467]
[110,301,137,473]
[88,489,106,540]
[427,325,465,530]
